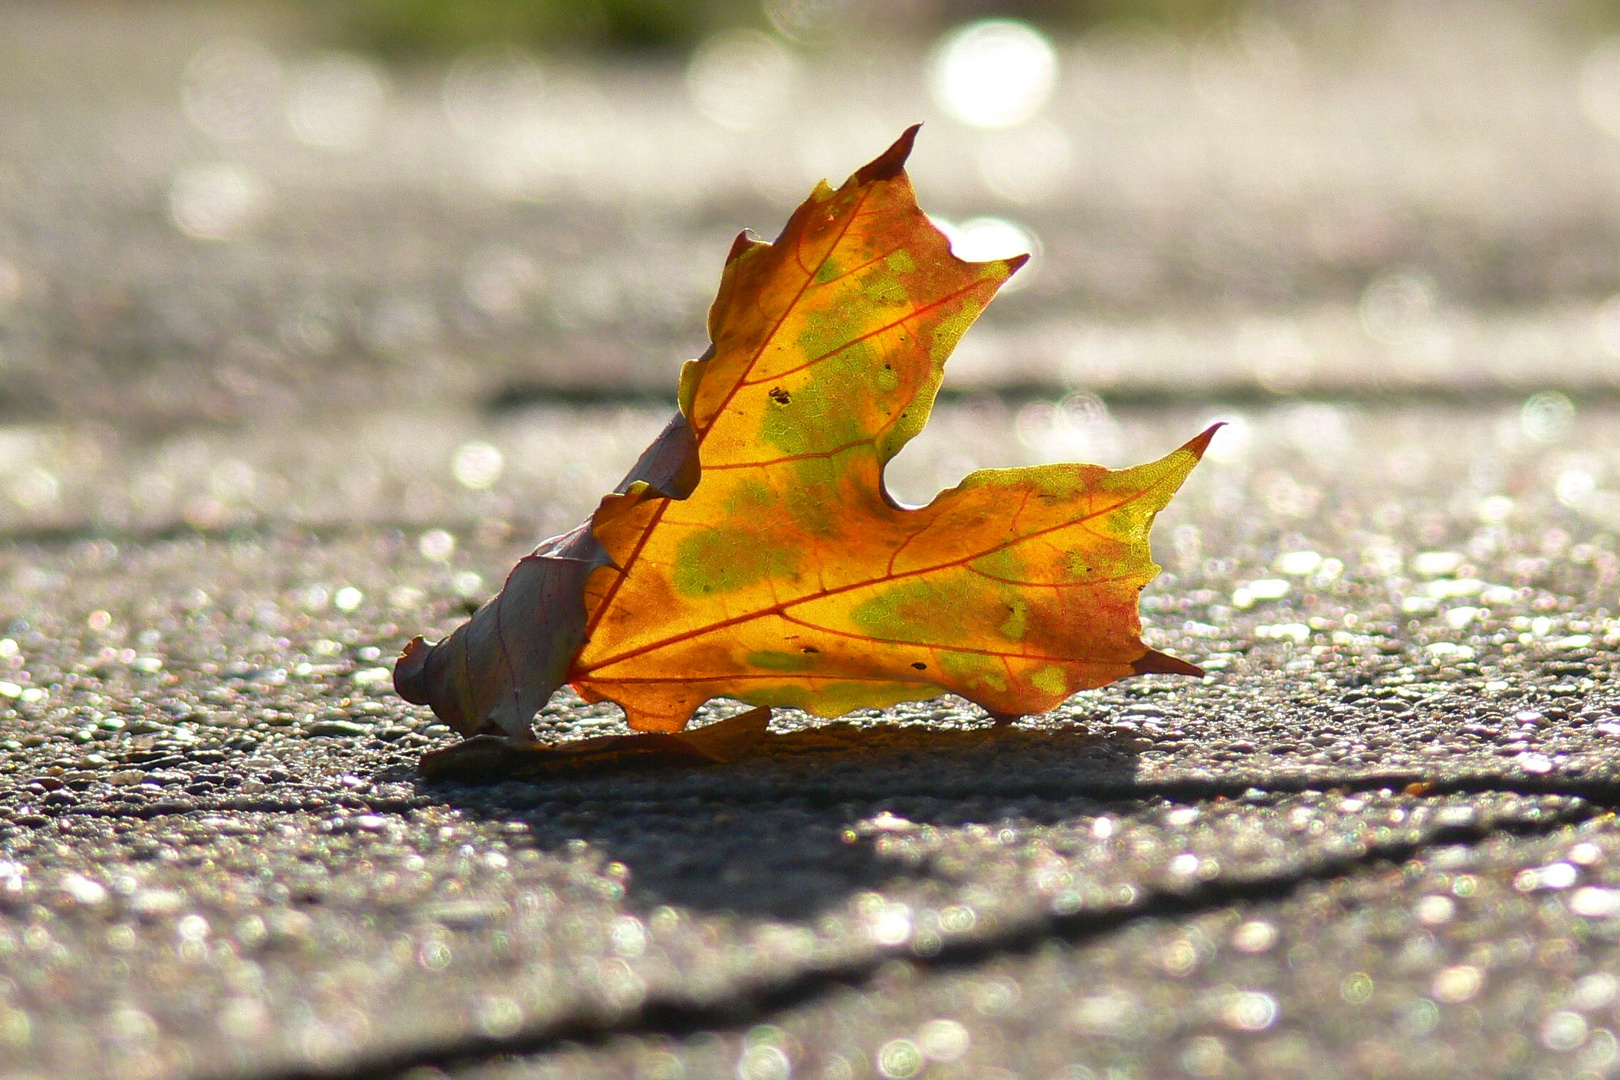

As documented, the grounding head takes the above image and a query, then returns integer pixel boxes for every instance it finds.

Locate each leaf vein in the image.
[577,463,1186,674]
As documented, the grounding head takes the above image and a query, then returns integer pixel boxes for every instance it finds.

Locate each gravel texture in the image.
[6,402,1620,1079]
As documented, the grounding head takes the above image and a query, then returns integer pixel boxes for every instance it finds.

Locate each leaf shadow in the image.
[414,719,1146,921]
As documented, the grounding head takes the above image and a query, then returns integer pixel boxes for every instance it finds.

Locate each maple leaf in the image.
[396,126,1212,742]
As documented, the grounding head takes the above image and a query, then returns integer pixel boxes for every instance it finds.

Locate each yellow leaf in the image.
[397,127,1210,743]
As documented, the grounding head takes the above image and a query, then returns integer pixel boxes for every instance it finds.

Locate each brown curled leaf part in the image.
[393,411,698,738]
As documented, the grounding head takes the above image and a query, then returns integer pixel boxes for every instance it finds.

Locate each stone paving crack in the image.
[210,795,1602,1080]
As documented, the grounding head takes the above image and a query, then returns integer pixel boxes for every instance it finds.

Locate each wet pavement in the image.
[9,3,1620,1079]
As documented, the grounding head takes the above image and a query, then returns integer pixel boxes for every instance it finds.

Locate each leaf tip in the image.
[1184,423,1225,460]
[1132,649,1204,678]
[855,124,922,184]
[725,229,765,266]
[393,636,432,705]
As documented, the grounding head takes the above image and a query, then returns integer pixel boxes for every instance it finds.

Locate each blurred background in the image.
[9,0,1620,580]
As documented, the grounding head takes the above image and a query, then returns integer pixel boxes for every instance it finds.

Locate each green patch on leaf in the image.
[999,599,1029,641]
[745,650,819,672]
[672,527,798,597]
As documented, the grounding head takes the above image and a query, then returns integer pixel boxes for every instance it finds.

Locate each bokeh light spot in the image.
[286,52,388,151]
[687,29,800,131]
[876,1038,924,1079]
[1230,920,1277,953]
[917,1018,970,1062]
[737,1043,791,1080]
[168,163,268,241]
[929,20,1057,129]
[1431,964,1483,1003]
[452,441,504,490]
[1221,991,1278,1032]
[1521,391,1575,444]
[419,529,456,562]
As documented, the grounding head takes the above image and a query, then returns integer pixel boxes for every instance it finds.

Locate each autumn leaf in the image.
[396,126,1212,743]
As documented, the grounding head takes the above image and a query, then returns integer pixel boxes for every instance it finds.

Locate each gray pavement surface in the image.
[7,405,1620,1080]
[9,3,1620,1079]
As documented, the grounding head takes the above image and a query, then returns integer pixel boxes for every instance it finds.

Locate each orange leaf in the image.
[397,127,1210,741]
